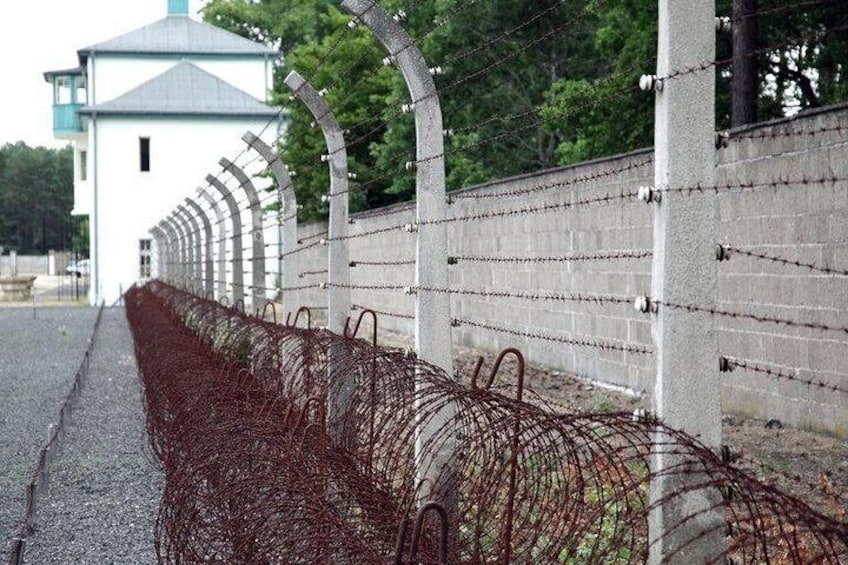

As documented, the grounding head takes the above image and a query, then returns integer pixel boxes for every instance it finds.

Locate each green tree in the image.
[0,142,78,254]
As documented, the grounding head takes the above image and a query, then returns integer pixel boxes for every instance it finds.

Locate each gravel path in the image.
[20,308,163,564]
[0,306,98,542]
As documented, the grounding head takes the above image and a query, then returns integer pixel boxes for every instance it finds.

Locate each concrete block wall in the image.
[715,106,848,436]
[292,104,848,436]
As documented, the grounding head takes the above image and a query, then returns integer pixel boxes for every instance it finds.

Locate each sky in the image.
[0,0,206,149]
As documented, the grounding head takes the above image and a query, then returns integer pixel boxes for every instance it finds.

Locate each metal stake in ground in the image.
[242,132,298,312]
[220,157,267,310]
[647,1,723,563]
[283,71,351,335]
[341,0,455,502]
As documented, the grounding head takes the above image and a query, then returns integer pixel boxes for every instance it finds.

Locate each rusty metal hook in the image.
[470,347,525,402]
[261,301,277,323]
[408,501,449,565]
[233,299,245,314]
[286,306,312,329]
[294,396,325,429]
[344,308,378,346]
[218,295,230,307]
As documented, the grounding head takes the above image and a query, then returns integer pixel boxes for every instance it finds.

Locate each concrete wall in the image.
[293,104,848,436]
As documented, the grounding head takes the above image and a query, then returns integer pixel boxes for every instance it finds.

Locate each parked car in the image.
[66,259,90,278]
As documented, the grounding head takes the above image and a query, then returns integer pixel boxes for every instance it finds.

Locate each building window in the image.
[79,150,87,180]
[139,137,150,172]
[139,239,152,278]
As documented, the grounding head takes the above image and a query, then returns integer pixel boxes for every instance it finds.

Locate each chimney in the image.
[167,0,189,16]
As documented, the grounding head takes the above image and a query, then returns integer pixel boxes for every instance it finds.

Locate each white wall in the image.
[71,141,92,216]
[91,55,272,104]
[90,115,278,306]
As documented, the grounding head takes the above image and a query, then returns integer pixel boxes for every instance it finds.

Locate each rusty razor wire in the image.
[126,281,847,564]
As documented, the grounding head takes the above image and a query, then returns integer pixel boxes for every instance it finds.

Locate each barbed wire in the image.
[721,356,848,396]
[325,222,409,242]
[352,303,415,320]
[656,300,848,335]
[727,122,848,144]
[449,250,652,264]
[448,156,653,201]
[428,189,641,225]
[661,23,848,85]
[723,245,848,277]
[349,259,416,267]
[299,269,329,278]
[454,317,653,355]
[411,285,634,306]
[299,230,329,243]
[731,0,838,25]
[657,174,847,196]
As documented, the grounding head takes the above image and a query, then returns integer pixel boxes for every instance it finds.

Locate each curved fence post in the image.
[197,186,228,301]
[340,0,452,373]
[341,0,455,503]
[243,132,300,315]
[159,218,185,288]
[149,225,168,282]
[220,157,267,310]
[169,211,194,291]
[284,71,351,334]
[176,204,203,293]
[185,197,215,295]
[206,175,245,305]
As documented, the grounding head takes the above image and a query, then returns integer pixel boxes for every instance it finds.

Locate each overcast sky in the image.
[0,1,206,149]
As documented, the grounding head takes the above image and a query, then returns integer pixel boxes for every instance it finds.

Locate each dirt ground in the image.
[380,330,848,521]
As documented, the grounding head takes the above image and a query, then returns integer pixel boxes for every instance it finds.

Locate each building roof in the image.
[78,15,278,60]
[79,61,280,119]
[43,66,86,83]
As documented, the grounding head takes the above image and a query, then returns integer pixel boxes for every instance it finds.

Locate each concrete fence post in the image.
[158,220,182,287]
[206,175,245,305]
[220,158,267,310]
[176,204,203,293]
[168,212,192,291]
[197,187,228,300]
[284,70,353,445]
[242,132,299,313]
[149,226,168,282]
[284,71,351,334]
[341,0,455,503]
[184,198,215,295]
[647,1,723,563]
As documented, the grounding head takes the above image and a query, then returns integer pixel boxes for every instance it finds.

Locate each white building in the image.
[45,0,280,305]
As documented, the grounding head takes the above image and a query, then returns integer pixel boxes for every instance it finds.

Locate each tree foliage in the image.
[202,0,848,217]
[0,143,81,255]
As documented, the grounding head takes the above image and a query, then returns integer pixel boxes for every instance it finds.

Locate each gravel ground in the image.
[23,307,163,564]
[0,306,98,543]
